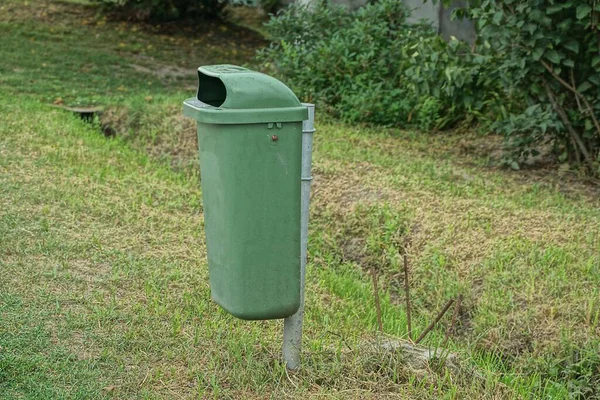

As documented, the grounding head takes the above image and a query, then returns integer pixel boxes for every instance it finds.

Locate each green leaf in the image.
[577,81,593,93]
[493,11,503,24]
[525,104,540,115]
[589,75,600,86]
[563,40,579,54]
[444,67,452,81]
[531,47,544,61]
[525,22,537,35]
[510,160,520,170]
[557,19,572,31]
[576,4,592,20]
[592,55,600,68]
[558,152,568,163]
[545,50,561,64]
[546,4,563,14]
[563,58,574,67]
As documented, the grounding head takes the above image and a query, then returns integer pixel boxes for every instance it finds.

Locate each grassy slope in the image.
[1,0,599,398]
[0,0,263,106]
[0,97,499,400]
[113,103,600,398]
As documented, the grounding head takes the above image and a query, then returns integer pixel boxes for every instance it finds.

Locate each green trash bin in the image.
[183,65,308,320]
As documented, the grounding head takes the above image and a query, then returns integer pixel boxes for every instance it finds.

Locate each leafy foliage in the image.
[462,0,600,173]
[93,0,226,20]
[491,104,562,169]
[258,0,499,129]
[262,0,600,174]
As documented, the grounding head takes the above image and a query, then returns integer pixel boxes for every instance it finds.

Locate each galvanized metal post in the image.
[283,103,315,370]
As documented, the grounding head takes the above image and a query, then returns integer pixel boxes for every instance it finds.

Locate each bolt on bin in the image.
[183,65,309,320]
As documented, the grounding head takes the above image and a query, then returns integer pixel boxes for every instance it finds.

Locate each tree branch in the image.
[570,68,583,113]
[543,80,595,170]
[541,60,600,139]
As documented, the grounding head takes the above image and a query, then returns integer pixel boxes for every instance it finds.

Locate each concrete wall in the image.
[403,0,439,28]
[439,1,476,44]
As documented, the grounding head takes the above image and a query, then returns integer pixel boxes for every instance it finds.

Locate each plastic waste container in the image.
[183,65,308,320]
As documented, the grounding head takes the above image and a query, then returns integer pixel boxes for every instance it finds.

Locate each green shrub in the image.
[258,0,500,129]
[461,0,600,174]
[94,0,226,20]
[261,0,599,175]
[491,104,562,169]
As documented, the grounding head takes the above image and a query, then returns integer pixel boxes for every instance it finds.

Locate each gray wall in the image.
[439,1,476,44]
[404,0,439,28]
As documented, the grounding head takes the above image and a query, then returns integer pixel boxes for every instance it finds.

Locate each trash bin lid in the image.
[183,65,308,124]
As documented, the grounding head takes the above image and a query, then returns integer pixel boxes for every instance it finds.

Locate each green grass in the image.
[0,0,263,106]
[1,1,600,398]
[0,99,498,400]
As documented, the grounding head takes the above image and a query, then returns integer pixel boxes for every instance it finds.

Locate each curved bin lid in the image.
[183,65,308,124]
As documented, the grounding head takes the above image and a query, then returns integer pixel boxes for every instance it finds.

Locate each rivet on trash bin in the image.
[271,135,278,141]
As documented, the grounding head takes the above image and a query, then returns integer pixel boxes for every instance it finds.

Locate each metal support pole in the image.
[283,103,315,370]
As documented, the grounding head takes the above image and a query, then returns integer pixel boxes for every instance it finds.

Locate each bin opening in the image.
[197,71,226,107]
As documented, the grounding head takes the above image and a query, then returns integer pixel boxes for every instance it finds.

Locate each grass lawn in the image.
[1,0,600,398]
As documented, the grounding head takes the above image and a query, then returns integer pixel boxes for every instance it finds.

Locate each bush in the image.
[258,0,500,129]
[461,0,600,174]
[261,0,599,175]
[95,0,226,21]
